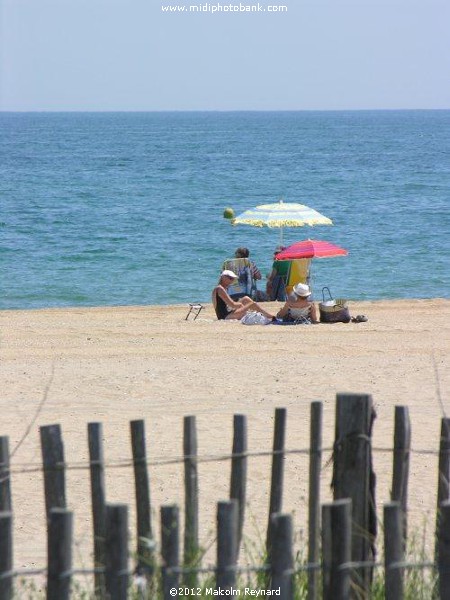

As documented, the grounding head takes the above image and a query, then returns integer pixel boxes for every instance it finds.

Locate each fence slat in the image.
[88,422,106,598]
[438,501,450,599]
[130,419,153,575]
[46,508,72,600]
[161,505,180,600]
[332,393,376,594]
[307,401,322,600]
[40,425,66,518]
[183,416,199,585]
[270,513,293,600]
[229,414,247,560]
[266,408,287,561]
[0,438,11,513]
[322,499,352,600]
[216,500,238,592]
[391,406,411,550]
[0,511,13,600]
[384,502,404,600]
[435,418,450,566]
[105,504,129,600]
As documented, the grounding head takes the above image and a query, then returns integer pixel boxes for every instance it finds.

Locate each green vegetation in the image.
[13,525,437,599]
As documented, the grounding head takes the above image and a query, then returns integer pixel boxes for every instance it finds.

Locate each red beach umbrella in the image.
[275,239,348,260]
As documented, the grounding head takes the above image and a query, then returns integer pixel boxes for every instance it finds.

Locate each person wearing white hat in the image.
[276,282,319,323]
[212,270,276,321]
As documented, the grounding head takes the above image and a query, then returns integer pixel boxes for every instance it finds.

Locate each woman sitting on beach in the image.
[276,283,319,324]
[212,270,276,321]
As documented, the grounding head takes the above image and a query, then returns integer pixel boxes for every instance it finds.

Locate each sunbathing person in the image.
[276,283,319,323]
[212,270,276,321]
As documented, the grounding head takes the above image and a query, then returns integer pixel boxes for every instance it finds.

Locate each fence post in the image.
[438,500,450,599]
[321,499,352,600]
[0,442,12,599]
[105,504,129,600]
[46,508,73,600]
[384,502,404,600]
[40,425,66,517]
[0,437,11,513]
[307,401,322,600]
[321,504,331,596]
[88,422,106,597]
[391,406,411,549]
[270,513,293,599]
[332,393,376,594]
[130,419,153,575]
[183,416,199,585]
[161,505,180,600]
[229,414,247,560]
[216,500,238,592]
[0,511,13,599]
[435,418,450,566]
[266,408,287,562]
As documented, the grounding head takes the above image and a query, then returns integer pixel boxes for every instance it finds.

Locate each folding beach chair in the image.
[271,259,311,300]
[185,303,204,320]
[222,257,257,300]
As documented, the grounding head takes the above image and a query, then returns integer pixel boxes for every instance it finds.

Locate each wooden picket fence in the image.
[0,393,450,599]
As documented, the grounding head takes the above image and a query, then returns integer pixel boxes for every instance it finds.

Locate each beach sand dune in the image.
[0,298,449,569]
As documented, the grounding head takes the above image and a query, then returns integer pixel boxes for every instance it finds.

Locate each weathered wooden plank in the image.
[391,406,411,550]
[229,414,247,560]
[184,416,199,586]
[161,505,180,600]
[322,499,351,600]
[307,401,322,600]
[46,508,73,600]
[270,513,293,600]
[88,422,106,597]
[40,425,66,518]
[105,504,128,600]
[266,408,287,561]
[332,393,376,594]
[0,438,11,513]
[130,419,153,574]
[0,511,13,599]
[216,500,238,591]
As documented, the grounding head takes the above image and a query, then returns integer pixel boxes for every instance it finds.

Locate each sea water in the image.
[1,110,449,309]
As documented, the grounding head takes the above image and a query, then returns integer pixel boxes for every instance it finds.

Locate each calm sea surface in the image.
[1,111,449,309]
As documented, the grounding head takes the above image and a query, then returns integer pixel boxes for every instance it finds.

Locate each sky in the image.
[1,0,449,111]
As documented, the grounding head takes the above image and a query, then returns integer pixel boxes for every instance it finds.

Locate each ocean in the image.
[1,110,449,310]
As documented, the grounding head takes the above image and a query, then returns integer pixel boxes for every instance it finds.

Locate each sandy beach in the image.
[1,298,449,570]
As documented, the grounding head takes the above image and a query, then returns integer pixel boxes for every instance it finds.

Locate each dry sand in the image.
[0,298,449,570]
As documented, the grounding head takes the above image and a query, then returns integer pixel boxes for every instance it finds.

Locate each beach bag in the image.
[319,287,351,323]
[241,311,272,326]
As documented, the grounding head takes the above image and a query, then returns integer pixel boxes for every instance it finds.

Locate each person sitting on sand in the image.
[233,247,270,301]
[276,283,319,324]
[212,270,276,321]
[234,247,262,281]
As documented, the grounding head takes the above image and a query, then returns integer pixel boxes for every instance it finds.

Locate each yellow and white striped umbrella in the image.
[231,201,332,243]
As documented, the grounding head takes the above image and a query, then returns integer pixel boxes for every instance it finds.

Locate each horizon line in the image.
[1,107,450,114]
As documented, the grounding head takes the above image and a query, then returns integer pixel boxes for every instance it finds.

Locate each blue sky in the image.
[1,0,449,111]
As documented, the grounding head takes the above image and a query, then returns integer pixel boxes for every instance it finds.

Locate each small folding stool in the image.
[185,303,204,321]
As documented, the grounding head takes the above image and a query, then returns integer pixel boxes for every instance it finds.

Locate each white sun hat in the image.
[292,283,311,297]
